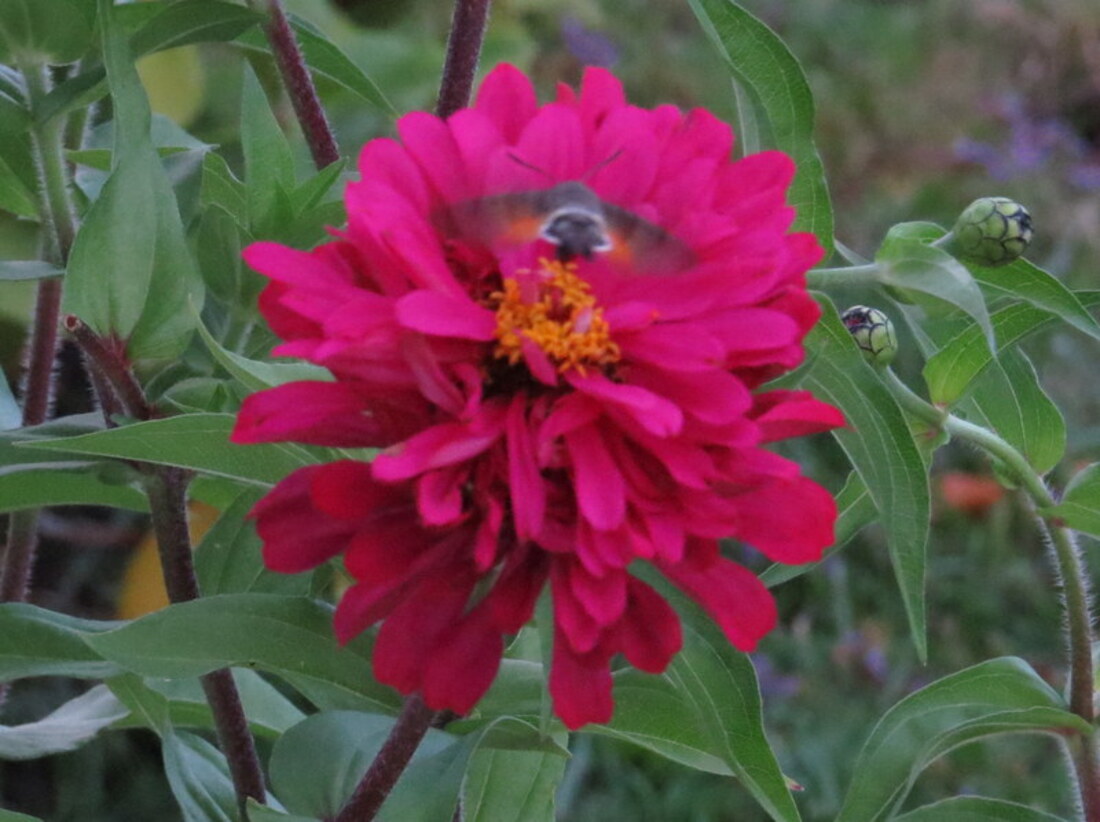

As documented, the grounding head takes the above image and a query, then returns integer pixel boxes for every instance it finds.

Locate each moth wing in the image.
[602,203,695,274]
[440,191,551,249]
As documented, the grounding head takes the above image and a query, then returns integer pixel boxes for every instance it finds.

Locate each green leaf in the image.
[84,594,400,713]
[194,489,310,596]
[163,730,238,822]
[876,226,995,354]
[960,349,1065,475]
[246,802,319,822]
[760,470,875,587]
[111,674,239,822]
[687,0,832,255]
[20,413,316,487]
[970,257,1100,345]
[0,261,64,281]
[924,291,1100,406]
[108,672,172,734]
[67,112,213,172]
[269,710,552,822]
[0,603,119,681]
[0,685,127,760]
[129,0,262,57]
[0,463,147,513]
[0,0,97,63]
[36,0,262,127]
[195,205,249,304]
[593,569,800,821]
[0,377,19,431]
[378,720,554,822]
[800,299,930,659]
[1043,462,1100,539]
[0,413,107,466]
[63,0,204,365]
[0,809,43,821]
[236,18,395,117]
[240,64,298,234]
[112,669,305,741]
[893,796,1066,822]
[200,152,249,225]
[196,319,332,393]
[0,153,38,218]
[268,712,448,819]
[462,744,566,822]
[836,657,1089,822]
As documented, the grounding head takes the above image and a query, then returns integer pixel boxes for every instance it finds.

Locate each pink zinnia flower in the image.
[233,64,843,729]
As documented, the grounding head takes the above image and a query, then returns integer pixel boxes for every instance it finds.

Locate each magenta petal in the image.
[552,562,603,653]
[751,390,846,441]
[244,242,348,288]
[373,428,492,482]
[507,396,546,540]
[474,64,538,143]
[733,476,837,563]
[421,609,504,714]
[618,577,682,672]
[566,423,626,531]
[371,575,474,694]
[550,627,614,730]
[397,111,471,203]
[569,562,627,626]
[568,372,683,438]
[416,466,465,525]
[252,466,355,573]
[395,290,496,340]
[232,382,387,447]
[513,104,586,182]
[661,553,777,652]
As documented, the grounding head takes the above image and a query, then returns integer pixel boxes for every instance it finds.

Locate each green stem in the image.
[882,367,1099,819]
[805,263,879,290]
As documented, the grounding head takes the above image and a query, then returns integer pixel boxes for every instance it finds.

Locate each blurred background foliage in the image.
[1,0,1099,818]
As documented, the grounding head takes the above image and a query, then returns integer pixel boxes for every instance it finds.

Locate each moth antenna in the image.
[582,148,625,180]
[507,152,552,178]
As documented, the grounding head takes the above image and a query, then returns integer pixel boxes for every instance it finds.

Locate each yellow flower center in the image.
[491,259,620,375]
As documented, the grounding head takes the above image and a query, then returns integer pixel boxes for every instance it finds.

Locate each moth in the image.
[441,180,695,274]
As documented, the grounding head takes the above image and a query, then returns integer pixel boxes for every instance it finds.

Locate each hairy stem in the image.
[882,368,1099,819]
[332,695,437,822]
[1,62,77,605]
[144,469,267,815]
[436,0,493,119]
[252,0,340,169]
[74,322,267,816]
[64,317,150,421]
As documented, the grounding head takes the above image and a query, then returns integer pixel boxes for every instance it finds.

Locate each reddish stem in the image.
[259,0,340,169]
[72,320,268,815]
[145,468,267,814]
[436,0,493,119]
[63,317,151,421]
[332,695,438,822]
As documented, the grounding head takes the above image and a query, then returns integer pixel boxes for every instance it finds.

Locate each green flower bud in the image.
[841,305,898,367]
[950,197,1032,267]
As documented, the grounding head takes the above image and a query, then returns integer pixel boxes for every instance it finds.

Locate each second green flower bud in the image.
[842,306,898,367]
[949,197,1032,267]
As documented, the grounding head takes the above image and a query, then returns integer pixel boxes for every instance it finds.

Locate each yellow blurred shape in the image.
[136,47,206,127]
[116,501,220,620]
